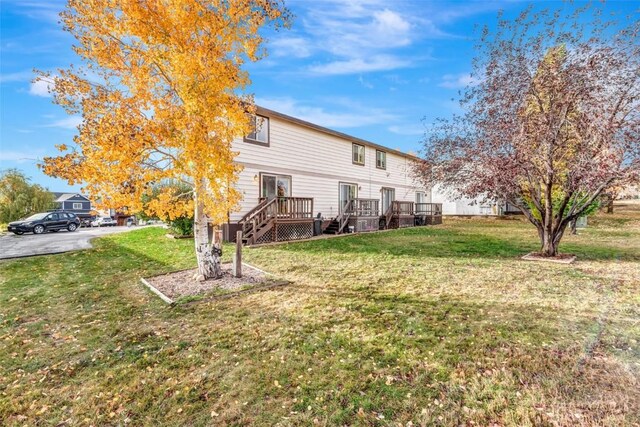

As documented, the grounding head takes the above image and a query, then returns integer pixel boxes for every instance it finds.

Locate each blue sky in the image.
[0,0,636,192]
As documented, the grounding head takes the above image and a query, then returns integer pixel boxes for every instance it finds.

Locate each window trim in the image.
[376,150,386,170]
[72,202,83,210]
[244,114,270,146]
[352,143,365,166]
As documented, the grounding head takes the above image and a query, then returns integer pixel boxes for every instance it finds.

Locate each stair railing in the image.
[239,198,270,225]
[385,202,395,229]
[242,198,277,240]
[337,199,353,234]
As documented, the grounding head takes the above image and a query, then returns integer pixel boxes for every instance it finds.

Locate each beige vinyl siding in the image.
[230,115,426,221]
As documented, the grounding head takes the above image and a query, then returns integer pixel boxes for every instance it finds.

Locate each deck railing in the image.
[415,203,443,216]
[392,201,414,215]
[257,197,314,219]
[240,197,314,244]
[239,197,270,224]
[345,198,380,217]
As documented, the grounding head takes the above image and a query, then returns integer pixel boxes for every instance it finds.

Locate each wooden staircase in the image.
[239,197,314,245]
[324,218,340,234]
[239,198,277,244]
[323,200,353,235]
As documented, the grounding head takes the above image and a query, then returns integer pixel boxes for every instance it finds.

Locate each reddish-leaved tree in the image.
[415,4,640,256]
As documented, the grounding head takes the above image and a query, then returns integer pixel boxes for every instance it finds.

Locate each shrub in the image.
[169,217,193,236]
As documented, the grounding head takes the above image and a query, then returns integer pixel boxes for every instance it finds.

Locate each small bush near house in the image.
[169,217,193,237]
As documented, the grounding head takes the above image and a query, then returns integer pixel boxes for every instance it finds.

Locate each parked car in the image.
[91,217,117,227]
[8,211,80,235]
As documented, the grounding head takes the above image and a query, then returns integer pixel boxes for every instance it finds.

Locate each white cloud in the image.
[309,55,412,76]
[305,7,412,58]
[45,116,82,130]
[29,77,55,97]
[272,0,497,77]
[439,73,481,89]
[3,0,62,23]
[256,96,397,129]
[388,124,425,136]
[270,37,312,58]
[0,150,40,164]
[358,75,373,89]
[372,9,411,41]
[292,2,421,75]
[385,74,409,85]
[0,70,35,83]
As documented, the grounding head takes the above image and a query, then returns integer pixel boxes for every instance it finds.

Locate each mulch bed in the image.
[144,263,267,300]
[521,252,577,264]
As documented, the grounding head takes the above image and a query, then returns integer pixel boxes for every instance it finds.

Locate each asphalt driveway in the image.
[0,226,147,260]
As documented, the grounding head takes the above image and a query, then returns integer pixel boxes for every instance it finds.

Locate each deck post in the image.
[233,230,242,278]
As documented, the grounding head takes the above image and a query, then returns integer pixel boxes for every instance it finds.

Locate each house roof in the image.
[256,106,421,161]
[52,192,91,202]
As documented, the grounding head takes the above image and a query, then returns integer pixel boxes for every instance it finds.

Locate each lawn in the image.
[1,202,639,426]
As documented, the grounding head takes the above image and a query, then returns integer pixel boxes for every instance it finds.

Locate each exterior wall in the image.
[230,114,427,222]
[55,195,93,218]
[62,200,91,212]
[431,185,499,215]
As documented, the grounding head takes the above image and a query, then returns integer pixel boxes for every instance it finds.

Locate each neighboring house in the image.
[94,208,135,225]
[430,187,509,216]
[227,107,442,244]
[94,208,117,218]
[51,192,93,219]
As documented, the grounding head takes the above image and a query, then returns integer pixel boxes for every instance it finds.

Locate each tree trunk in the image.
[570,218,577,235]
[606,199,614,214]
[540,230,558,257]
[194,193,222,280]
[538,221,570,257]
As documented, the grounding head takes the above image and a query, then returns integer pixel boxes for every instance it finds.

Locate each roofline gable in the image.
[255,106,420,162]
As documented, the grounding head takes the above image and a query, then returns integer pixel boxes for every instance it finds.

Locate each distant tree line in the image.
[0,169,55,224]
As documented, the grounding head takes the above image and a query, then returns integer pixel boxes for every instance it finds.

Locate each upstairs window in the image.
[245,115,269,145]
[376,150,386,169]
[73,203,83,210]
[352,143,365,165]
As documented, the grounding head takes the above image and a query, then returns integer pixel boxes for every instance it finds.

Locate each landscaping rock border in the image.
[141,262,276,304]
[521,252,577,264]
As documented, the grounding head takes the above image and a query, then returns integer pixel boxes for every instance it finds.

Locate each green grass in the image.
[1,203,639,426]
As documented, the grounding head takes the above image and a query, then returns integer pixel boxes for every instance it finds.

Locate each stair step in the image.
[323,220,341,235]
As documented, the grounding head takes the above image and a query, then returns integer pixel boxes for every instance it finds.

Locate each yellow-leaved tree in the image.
[40,0,290,279]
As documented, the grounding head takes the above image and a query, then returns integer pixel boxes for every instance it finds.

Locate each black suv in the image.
[8,211,81,235]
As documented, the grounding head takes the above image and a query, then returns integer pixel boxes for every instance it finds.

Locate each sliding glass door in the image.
[261,173,291,200]
[381,187,395,214]
[339,182,357,213]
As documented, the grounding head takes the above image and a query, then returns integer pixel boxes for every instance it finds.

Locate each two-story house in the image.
[227,107,442,244]
[51,192,93,219]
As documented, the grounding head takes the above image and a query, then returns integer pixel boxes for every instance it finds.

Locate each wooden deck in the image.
[237,197,443,244]
[415,202,443,225]
[385,201,443,228]
[240,197,314,244]
[345,199,380,232]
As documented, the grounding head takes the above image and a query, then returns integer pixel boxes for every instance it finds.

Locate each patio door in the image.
[381,187,395,214]
[261,173,291,200]
[339,182,357,213]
